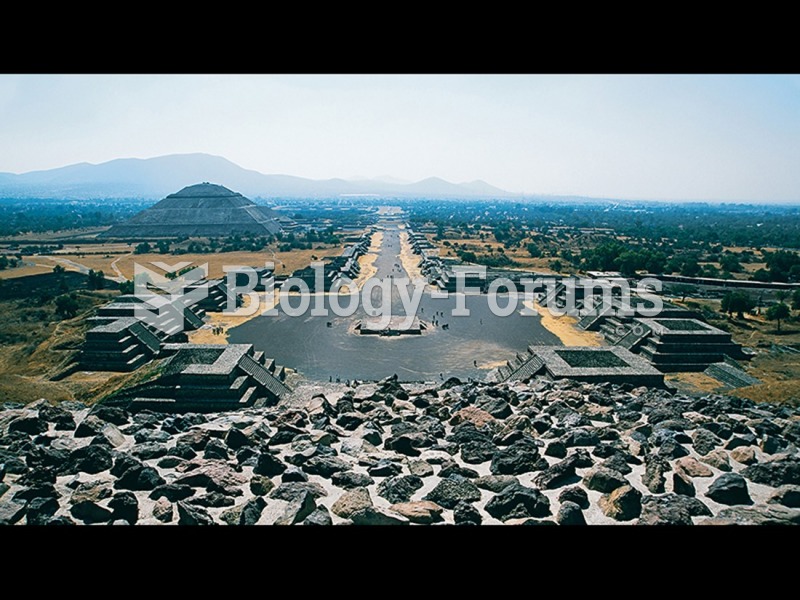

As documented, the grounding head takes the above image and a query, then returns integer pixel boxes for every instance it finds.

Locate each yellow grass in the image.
[665,372,726,394]
[41,254,126,274]
[524,300,604,346]
[728,353,800,406]
[0,264,55,279]
[108,247,343,280]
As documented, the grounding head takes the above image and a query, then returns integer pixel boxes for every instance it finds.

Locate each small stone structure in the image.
[357,316,425,336]
[634,318,749,372]
[498,345,665,388]
[81,317,162,371]
[110,343,289,412]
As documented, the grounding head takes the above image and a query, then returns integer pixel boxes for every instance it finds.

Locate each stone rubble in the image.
[1,375,799,525]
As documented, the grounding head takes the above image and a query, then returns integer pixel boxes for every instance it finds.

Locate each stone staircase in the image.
[704,361,762,388]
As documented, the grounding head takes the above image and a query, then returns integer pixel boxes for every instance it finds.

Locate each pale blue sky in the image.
[1,74,799,202]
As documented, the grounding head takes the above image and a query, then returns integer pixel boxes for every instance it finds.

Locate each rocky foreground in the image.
[1,376,800,525]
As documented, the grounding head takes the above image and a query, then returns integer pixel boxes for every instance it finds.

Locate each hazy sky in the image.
[1,74,799,202]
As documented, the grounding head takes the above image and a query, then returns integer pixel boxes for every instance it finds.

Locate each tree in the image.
[134,242,151,254]
[721,291,754,319]
[53,264,66,274]
[752,268,771,282]
[55,294,79,319]
[680,257,701,277]
[792,289,800,311]
[87,269,105,290]
[672,283,696,302]
[526,243,541,258]
[119,280,134,295]
[720,254,743,273]
[766,302,790,332]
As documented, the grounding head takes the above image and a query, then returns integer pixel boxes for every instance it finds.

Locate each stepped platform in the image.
[498,345,664,387]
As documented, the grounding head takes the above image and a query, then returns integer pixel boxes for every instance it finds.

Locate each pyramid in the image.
[101,183,283,238]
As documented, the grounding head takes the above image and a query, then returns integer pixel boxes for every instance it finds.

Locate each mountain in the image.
[0,153,517,200]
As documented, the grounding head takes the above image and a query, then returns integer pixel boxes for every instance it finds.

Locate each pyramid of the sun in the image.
[101,183,282,238]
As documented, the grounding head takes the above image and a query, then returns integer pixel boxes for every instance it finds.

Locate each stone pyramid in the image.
[102,183,282,238]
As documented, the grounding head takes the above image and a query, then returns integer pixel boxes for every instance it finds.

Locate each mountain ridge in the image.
[0,153,517,200]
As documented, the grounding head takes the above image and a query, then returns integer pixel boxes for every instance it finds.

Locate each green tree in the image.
[55,294,79,319]
[672,283,696,302]
[119,280,134,295]
[87,269,105,290]
[792,289,800,310]
[766,302,790,332]
[680,257,701,277]
[53,264,66,274]
[752,268,771,282]
[720,254,743,273]
[721,291,754,319]
[134,242,151,254]
[526,243,541,258]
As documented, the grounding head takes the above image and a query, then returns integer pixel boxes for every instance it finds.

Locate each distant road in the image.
[49,257,125,283]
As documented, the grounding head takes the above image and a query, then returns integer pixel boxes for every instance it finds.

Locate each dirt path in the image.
[110,252,132,280]
[523,299,604,346]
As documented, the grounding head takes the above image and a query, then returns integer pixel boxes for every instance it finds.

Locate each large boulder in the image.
[558,486,589,510]
[238,497,266,526]
[115,465,165,491]
[253,452,287,477]
[424,477,482,509]
[331,470,374,489]
[583,467,628,493]
[767,485,800,508]
[65,444,113,475]
[741,457,800,487]
[109,491,138,524]
[177,501,215,526]
[70,500,113,524]
[706,473,752,506]
[377,475,424,504]
[598,485,642,521]
[389,501,444,524]
[490,439,542,475]
[8,416,48,436]
[174,461,247,493]
[274,491,316,525]
[331,488,373,519]
[485,483,551,522]
[302,456,350,478]
[453,501,483,526]
[638,494,711,525]
[556,501,586,526]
